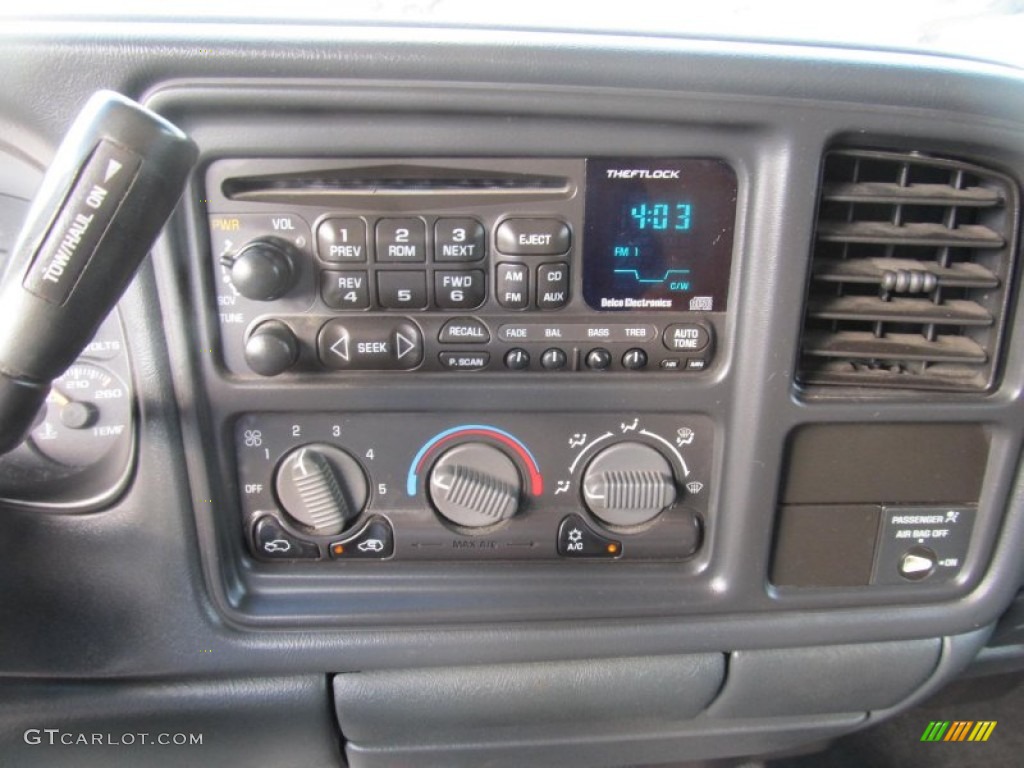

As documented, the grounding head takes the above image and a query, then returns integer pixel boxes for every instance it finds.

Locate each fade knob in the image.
[428,442,521,529]
[274,444,368,535]
[581,442,677,527]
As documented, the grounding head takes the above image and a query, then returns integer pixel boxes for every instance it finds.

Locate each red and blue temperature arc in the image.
[407,425,543,497]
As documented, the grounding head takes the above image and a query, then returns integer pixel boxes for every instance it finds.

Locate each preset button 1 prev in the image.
[318,317,423,370]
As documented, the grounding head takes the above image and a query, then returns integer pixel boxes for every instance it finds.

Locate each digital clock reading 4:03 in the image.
[583,158,737,312]
[629,202,692,231]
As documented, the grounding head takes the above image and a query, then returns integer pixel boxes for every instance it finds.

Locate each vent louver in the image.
[799,150,1018,392]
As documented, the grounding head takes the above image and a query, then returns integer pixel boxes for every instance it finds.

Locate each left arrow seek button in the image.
[318,317,423,370]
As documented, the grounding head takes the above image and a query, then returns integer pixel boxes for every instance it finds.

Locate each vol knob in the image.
[428,442,521,529]
[223,238,297,301]
[274,444,368,535]
[581,442,677,527]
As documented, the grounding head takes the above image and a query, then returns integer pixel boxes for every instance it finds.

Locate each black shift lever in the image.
[0,91,197,455]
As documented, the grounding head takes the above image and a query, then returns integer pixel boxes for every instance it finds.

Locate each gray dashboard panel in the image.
[0,19,1023,767]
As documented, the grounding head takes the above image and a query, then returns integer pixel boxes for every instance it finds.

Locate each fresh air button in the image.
[330,517,394,559]
[439,352,490,371]
[439,317,490,344]
[435,218,485,262]
[434,270,485,310]
[376,218,426,262]
[537,262,569,309]
[496,219,571,255]
[321,270,370,309]
[378,270,428,309]
[253,516,319,560]
[497,263,530,309]
[23,140,141,305]
[663,323,710,353]
[317,218,367,262]
[318,317,423,370]
[558,515,621,558]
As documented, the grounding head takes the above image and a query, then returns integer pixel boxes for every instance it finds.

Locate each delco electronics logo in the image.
[605,169,681,179]
[920,721,997,742]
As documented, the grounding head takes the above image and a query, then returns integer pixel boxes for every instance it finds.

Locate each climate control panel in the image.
[236,412,712,562]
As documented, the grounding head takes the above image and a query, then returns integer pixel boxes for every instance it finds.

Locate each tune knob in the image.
[428,442,521,529]
[581,442,677,527]
[244,320,299,376]
[222,238,297,301]
[274,444,368,536]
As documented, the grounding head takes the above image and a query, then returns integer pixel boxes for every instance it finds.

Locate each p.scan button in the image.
[318,318,423,371]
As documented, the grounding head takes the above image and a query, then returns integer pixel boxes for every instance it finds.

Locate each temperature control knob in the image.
[581,442,677,527]
[274,444,368,536]
[222,238,297,301]
[428,442,521,529]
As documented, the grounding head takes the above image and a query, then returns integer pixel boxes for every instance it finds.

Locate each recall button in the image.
[439,352,490,371]
[318,317,423,370]
[663,323,711,353]
[496,219,571,256]
[439,317,490,344]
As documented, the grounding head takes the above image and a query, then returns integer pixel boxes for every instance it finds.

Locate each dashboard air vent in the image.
[799,150,1018,392]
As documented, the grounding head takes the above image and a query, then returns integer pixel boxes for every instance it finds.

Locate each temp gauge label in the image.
[582,158,737,312]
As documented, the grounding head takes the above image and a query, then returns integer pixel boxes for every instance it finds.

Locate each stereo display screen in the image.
[583,158,737,312]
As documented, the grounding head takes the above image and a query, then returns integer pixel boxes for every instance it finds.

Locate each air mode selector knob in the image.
[274,444,368,536]
[428,442,521,529]
[223,238,297,301]
[581,442,677,527]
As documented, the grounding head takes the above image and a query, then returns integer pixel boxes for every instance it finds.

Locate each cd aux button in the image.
[537,262,569,309]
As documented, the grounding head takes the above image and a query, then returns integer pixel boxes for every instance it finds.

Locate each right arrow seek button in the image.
[318,317,423,370]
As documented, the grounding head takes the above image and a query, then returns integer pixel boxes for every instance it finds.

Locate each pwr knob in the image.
[581,442,677,527]
[274,444,368,535]
[428,442,521,529]
[222,238,297,301]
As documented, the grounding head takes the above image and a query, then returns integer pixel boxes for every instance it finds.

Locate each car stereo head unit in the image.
[204,157,737,377]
